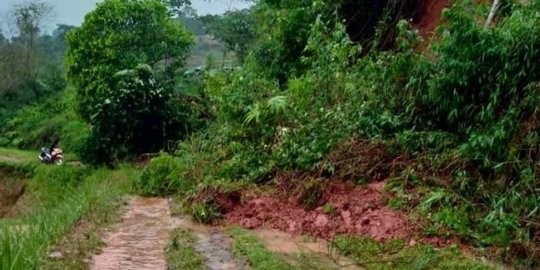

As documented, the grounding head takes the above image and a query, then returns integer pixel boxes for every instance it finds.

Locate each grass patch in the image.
[0,164,138,270]
[0,147,37,163]
[166,228,207,270]
[333,235,492,270]
[0,147,78,165]
[229,227,294,270]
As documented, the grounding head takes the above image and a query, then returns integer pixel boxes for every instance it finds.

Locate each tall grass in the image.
[0,164,137,270]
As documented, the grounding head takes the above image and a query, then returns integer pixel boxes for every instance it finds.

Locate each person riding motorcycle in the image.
[50,139,61,160]
[39,138,64,165]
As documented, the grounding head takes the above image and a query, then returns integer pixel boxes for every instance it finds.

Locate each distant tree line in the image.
[0,1,74,124]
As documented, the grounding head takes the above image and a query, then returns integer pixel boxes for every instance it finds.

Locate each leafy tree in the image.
[205,9,255,64]
[50,24,75,58]
[66,0,194,163]
[11,1,53,78]
[162,0,192,16]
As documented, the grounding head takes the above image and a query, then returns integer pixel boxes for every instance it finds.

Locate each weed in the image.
[333,235,492,270]
[229,227,294,270]
[322,203,335,215]
[166,228,207,270]
[133,153,183,196]
[189,203,221,224]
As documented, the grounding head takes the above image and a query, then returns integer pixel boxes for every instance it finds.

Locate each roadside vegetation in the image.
[166,228,207,270]
[230,228,294,270]
[1,0,539,268]
[0,158,137,270]
[133,0,540,267]
[334,236,491,270]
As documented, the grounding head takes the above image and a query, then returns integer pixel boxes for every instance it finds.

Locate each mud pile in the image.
[225,181,414,242]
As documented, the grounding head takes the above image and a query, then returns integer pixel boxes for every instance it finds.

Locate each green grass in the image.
[333,235,492,270]
[229,227,294,270]
[0,147,36,163]
[166,228,207,270]
[0,164,138,270]
[0,147,78,166]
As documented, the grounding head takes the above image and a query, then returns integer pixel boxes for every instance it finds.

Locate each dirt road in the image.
[91,197,174,270]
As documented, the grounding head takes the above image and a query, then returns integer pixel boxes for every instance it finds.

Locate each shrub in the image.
[134,154,183,196]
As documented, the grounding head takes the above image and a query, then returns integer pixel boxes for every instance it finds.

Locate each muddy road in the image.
[91,196,363,270]
[91,197,248,270]
[91,197,174,270]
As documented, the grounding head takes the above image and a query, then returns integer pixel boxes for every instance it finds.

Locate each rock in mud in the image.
[48,251,63,259]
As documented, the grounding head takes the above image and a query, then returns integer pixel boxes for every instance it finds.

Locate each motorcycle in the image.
[39,147,64,165]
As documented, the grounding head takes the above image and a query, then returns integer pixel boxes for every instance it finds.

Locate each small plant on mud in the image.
[189,203,221,224]
[322,203,335,215]
[166,229,206,270]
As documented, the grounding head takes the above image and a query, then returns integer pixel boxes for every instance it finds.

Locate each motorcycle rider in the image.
[49,138,61,160]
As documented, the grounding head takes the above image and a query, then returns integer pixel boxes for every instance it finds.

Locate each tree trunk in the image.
[484,0,501,29]
[221,49,227,69]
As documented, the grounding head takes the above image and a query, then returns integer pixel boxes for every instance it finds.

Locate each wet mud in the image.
[174,216,249,270]
[92,197,248,270]
[254,229,362,270]
[226,181,415,242]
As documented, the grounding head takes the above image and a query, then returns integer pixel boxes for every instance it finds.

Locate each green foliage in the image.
[83,65,189,162]
[0,13,69,126]
[205,8,256,63]
[402,2,540,167]
[166,228,207,270]
[161,0,540,265]
[251,0,316,83]
[134,153,185,196]
[0,87,88,154]
[66,0,194,164]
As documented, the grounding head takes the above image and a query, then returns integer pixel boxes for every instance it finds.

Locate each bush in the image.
[134,154,185,196]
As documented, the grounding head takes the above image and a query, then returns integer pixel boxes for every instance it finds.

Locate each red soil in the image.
[416,0,452,37]
[225,181,415,242]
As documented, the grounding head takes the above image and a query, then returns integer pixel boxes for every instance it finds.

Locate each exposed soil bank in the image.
[0,171,25,218]
[416,0,452,37]
[223,180,453,247]
[91,197,174,270]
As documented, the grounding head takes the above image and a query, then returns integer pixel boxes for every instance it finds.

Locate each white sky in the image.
[0,0,253,34]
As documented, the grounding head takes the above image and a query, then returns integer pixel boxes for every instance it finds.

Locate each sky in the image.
[0,0,253,34]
